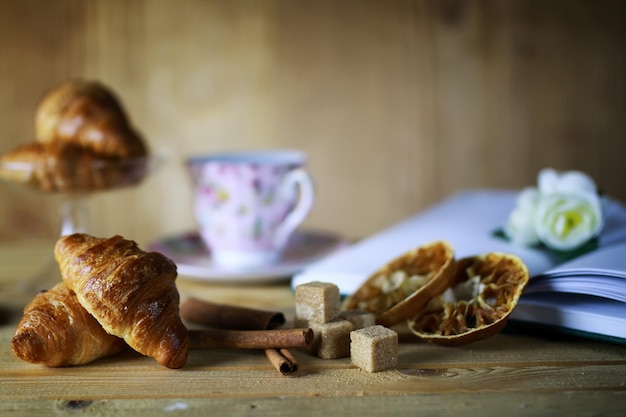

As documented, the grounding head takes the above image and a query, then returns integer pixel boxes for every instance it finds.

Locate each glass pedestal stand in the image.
[22,195,92,292]
[60,194,91,236]
[0,154,162,295]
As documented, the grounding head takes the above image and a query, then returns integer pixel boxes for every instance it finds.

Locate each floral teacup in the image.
[187,150,315,268]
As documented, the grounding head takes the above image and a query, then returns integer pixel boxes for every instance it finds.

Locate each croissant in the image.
[0,79,148,192]
[0,142,125,192]
[11,283,124,367]
[54,233,189,369]
[35,79,147,159]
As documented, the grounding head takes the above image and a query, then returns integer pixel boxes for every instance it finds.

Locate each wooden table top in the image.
[1,240,625,416]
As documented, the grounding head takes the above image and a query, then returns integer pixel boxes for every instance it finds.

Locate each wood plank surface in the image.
[1,242,626,416]
[2,323,626,416]
[3,394,625,417]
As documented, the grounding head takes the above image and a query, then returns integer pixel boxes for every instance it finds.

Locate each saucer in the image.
[148,230,349,283]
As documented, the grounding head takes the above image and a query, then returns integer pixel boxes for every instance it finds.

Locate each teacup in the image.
[187,150,315,268]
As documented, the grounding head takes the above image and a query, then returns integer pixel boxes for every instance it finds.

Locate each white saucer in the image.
[148,230,349,283]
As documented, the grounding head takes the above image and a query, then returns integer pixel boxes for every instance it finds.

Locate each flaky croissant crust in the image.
[11,283,124,367]
[0,142,136,192]
[35,79,146,159]
[55,233,189,369]
[0,79,148,192]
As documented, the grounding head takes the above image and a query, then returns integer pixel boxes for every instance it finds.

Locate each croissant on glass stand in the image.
[34,79,146,159]
[0,79,148,192]
[11,283,124,367]
[0,142,124,192]
[54,233,189,369]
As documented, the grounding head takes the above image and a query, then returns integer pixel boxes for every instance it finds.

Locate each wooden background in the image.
[0,0,624,248]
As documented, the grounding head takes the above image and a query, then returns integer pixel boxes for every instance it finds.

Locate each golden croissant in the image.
[0,79,148,192]
[34,79,147,159]
[11,283,124,367]
[0,142,125,192]
[55,233,189,369]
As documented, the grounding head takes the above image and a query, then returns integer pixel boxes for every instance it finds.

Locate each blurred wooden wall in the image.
[1,0,625,247]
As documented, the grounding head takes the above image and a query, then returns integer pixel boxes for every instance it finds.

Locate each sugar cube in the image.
[350,325,398,373]
[295,281,341,324]
[309,319,353,359]
[340,309,376,330]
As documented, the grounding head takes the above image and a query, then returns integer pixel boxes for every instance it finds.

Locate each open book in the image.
[292,190,626,343]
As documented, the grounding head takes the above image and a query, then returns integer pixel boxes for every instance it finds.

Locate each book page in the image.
[293,190,550,294]
[524,241,626,303]
[293,190,626,296]
[542,242,626,279]
[511,293,626,340]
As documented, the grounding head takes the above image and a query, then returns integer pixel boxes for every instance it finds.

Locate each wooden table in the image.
[1,241,625,416]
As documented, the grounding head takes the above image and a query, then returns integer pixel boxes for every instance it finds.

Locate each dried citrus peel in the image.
[342,241,456,327]
[407,252,529,346]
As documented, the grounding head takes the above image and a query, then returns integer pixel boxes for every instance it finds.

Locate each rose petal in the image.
[535,192,603,251]
[516,187,540,210]
[555,171,597,195]
[537,168,559,195]
[505,208,540,247]
[504,188,540,247]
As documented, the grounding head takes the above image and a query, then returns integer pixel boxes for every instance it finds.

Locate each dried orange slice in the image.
[407,252,529,346]
[342,241,456,327]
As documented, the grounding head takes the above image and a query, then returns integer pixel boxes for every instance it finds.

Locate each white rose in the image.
[534,191,603,251]
[504,187,541,246]
[538,168,597,196]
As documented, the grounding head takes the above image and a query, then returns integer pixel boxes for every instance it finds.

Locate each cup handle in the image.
[273,168,315,248]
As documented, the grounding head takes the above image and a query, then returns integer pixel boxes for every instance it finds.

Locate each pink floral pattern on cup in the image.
[188,150,314,268]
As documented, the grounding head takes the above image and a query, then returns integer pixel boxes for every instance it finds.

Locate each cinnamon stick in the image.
[181,298,306,375]
[265,348,299,376]
[188,328,313,350]
[180,298,285,331]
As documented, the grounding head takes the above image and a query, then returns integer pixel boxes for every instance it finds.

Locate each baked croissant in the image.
[0,142,124,192]
[0,79,148,192]
[54,233,189,369]
[11,283,124,367]
[34,79,147,159]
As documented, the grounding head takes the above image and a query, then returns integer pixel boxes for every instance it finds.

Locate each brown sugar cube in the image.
[350,325,398,373]
[340,309,376,330]
[295,281,341,324]
[309,319,353,359]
